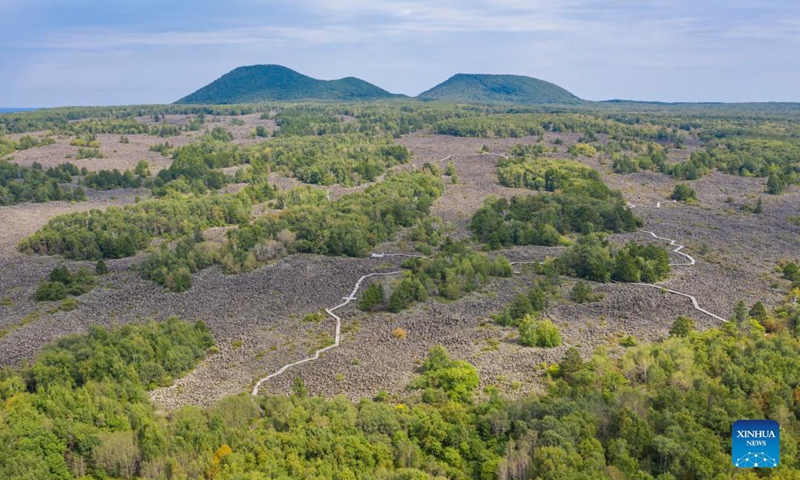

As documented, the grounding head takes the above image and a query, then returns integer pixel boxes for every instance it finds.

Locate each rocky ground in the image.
[0,119,797,409]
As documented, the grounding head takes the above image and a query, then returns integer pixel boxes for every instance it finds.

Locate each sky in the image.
[1,0,799,107]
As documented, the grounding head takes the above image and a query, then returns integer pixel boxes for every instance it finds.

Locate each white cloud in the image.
[30,25,370,50]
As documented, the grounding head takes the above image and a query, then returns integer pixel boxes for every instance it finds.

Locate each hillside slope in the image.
[418,73,582,105]
[176,65,396,104]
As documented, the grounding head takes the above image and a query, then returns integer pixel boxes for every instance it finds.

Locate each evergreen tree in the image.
[358,283,385,311]
[749,301,768,322]
[95,259,108,275]
[733,300,748,326]
[766,173,786,194]
[558,347,584,383]
[669,316,694,337]
[754,196,763,214]
[612,251,640,283]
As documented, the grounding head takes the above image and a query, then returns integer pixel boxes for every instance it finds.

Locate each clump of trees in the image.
[497,155,609,195]
[136,172,442,290]
[1,134,56,155]
[83,167,146,190]
[273,108,349,136]
[407,216,447,255]
[140,234,217,292]
[661,150,713,179]
[20,192,253,260]
[567,142,598,157]
[610,142,668,174]
[493,281,550,327]
[149,141,173,156]
[388,239,512,312]
[408,345,479,402]
[767,172,788,194]
[231,171,443,261]
[0,161,85,205]
[77,147,103,159]
[783,261,800,285]
[669,315,695,337]
[436,114,546,138]
[557,234,671,283]
[70,133,100,148]
[470,193,641,250]
[252,134,411,186]
[0,318,214,480]
[656,138,800,189]
[205,126,233,142]
[34,265,97,301]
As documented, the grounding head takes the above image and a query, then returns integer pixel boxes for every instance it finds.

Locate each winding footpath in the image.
[250,153,462,395]
[641,230,695,266]
[252,270,403,395]
[629,204,728,323]
[251,152,501,395]
[250,156,727,396]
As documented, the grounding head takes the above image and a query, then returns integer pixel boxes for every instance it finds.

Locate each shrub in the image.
[77,147,103,159]
[669,184,698,203]
[570,281,603,303]
[35,281,68,301]
[302,311,326,323]
[519,316,562,348]
[568,143,598,157]
[783,262,800,282]
[392,327,407,340]
[58,298,79,312]
[767,173,786,194]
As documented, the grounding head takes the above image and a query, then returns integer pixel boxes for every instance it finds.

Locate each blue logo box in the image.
[732,420,780,468]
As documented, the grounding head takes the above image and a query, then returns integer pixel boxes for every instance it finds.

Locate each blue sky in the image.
[1,0,799,106]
